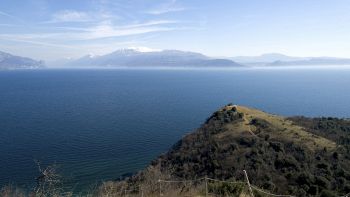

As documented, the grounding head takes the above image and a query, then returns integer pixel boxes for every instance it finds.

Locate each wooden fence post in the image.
[205,175,208,197]
[243,170,254,197]
[158,179,162,197]
[140,185,143,197]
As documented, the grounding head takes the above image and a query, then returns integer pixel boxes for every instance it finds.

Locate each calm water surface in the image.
[0,68,349,191]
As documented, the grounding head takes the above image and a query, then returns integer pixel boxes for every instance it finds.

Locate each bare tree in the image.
[33,160,65,197]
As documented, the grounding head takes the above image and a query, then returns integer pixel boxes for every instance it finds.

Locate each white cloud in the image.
[81,20,175,40]
[146,0,186,15]
[0,20,180,43]
[0,2,191,60]
[0,36,77,49]
[0,11,25,23]
[147,7,186,15]
[123,20,179,28]
[48,10,90,23]
[0,11,15,18]
[0,23,20,27]
[127,46,161,52]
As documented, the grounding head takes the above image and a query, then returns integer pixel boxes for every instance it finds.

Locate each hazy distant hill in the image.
[104,104,350,196]
[0,51,45,70]
[267,57,350,66]
[232,53,350,67]
[66,49,243,68]
[231,53,307,64]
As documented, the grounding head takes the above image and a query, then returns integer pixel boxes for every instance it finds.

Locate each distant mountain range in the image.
[231,53,350,67]
[0,51,45,70]
[2,49,350,69]
[61,48,244,68]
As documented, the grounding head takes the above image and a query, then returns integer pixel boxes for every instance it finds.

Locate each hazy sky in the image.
[1,0,350,60]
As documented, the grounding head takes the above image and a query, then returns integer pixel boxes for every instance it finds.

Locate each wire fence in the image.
[118,170,297,197]
[120,170,349,197]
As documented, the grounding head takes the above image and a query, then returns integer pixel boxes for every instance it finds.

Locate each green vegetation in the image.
[141,105,350,196]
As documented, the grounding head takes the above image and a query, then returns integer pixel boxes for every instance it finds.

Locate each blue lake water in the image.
[0,68,350,192]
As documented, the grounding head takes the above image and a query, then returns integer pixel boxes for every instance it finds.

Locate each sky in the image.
[1,0,350,60]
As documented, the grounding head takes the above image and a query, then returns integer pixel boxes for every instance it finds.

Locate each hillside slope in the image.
[101,104,350,197]
[0,51,45,69]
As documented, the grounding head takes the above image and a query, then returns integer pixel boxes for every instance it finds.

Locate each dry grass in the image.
[95,165,252,197]
[222,105,336,151]
[0,185,26,197]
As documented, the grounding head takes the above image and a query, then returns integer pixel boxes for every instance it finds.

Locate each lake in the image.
[1,68,350,192]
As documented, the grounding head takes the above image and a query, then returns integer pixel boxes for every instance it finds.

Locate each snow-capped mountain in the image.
[66,49,243,68]
[0,51,45,70]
